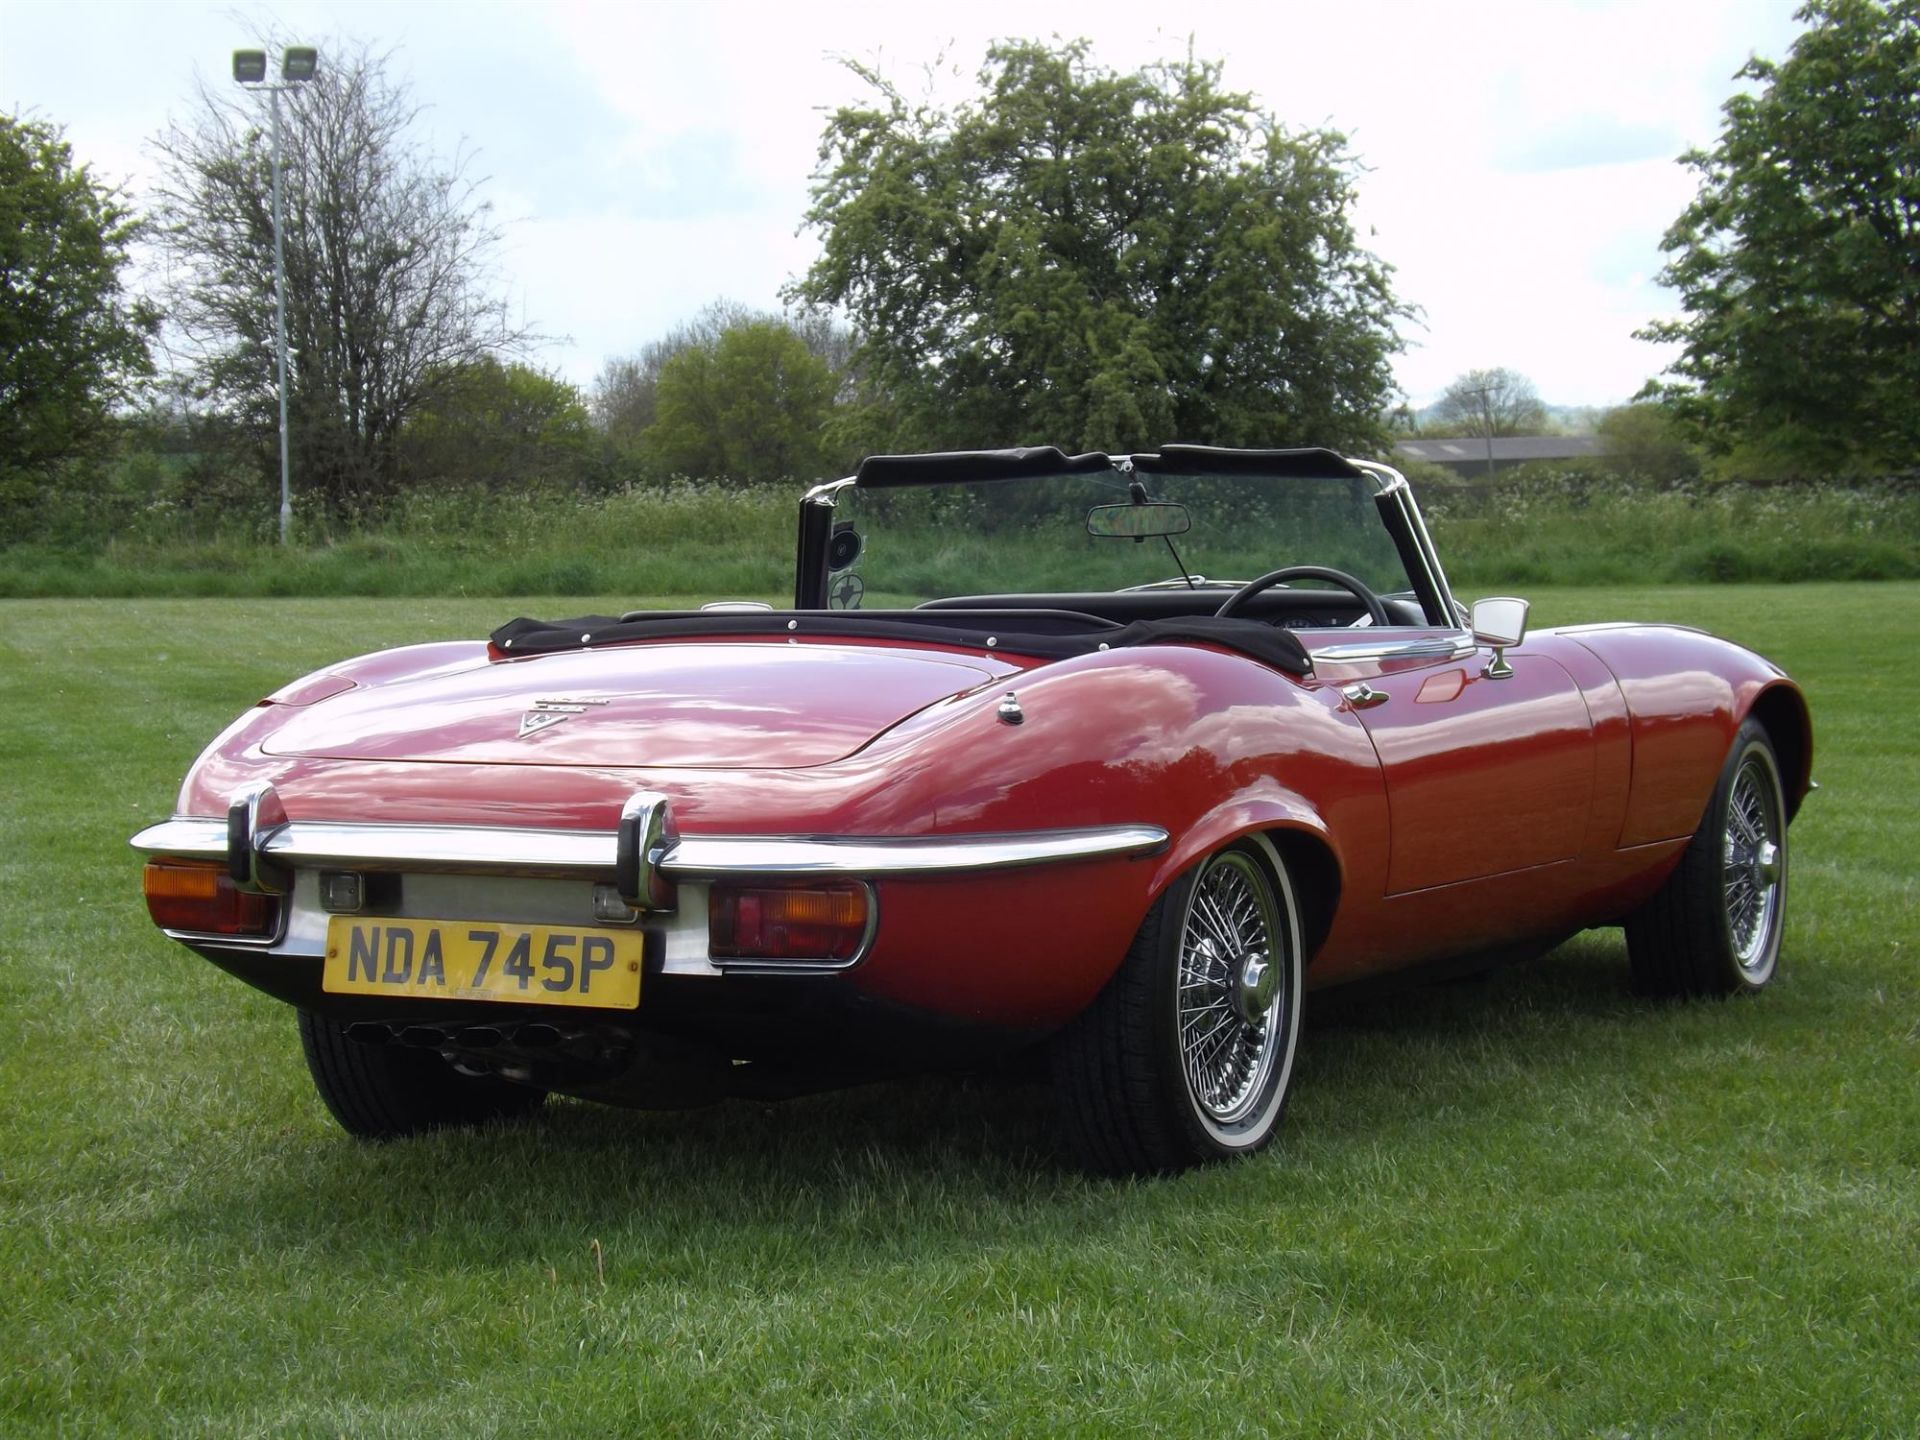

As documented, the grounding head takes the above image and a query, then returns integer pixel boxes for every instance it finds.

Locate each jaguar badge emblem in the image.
[517,697,611,739]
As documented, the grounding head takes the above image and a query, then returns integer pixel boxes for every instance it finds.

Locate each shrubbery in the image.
[4,439,1914,598]
[1418,463,1920,588]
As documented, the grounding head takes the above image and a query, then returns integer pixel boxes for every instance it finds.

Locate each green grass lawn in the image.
[2,585,1914,1436]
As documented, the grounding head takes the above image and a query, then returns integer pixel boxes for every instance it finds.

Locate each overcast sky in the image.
[2,0,1807,411]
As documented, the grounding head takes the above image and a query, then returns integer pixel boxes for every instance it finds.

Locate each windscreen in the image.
[828,469,1415,607]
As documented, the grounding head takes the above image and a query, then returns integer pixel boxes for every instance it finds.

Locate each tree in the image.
[1430,367,1546,438]
[591,300,856,445]
[151,42,531,516]
[591,300,756,444]
[644,320,840,482]
[398,358,595,492]
[0,114,157,485]
[1596,401,1701,484]
[1640,0,1920,474]
[791,40,1407,455]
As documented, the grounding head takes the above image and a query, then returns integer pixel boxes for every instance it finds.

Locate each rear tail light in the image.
[709,882,870,964]
[142,861,280,937]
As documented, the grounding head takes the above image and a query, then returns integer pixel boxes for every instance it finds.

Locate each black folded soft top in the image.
[489,608,1311,676]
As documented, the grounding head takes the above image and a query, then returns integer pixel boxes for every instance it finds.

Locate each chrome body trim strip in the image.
[1311,635,1476,663]
[134,817,235,861]
[133,818,1171,880]
[296,822,615,874]
[663,827,1167,877]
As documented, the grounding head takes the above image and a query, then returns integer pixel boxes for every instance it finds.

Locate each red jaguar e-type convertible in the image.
[132,446,1811,1174]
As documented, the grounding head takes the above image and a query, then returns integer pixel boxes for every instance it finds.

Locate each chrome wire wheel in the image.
[1052,839,1306,1173]
[1723,751,1785,978]
[1175,850,1292,1134]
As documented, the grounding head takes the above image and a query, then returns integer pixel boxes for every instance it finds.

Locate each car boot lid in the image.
[260,640,1018,769]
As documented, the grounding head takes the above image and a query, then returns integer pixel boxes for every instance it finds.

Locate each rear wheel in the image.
[1625,719,1788,997]
[1052,842,1303,1176]
[298,1010,548,1139]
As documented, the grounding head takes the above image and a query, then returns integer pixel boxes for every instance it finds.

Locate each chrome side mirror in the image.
[1471,596,1530,679]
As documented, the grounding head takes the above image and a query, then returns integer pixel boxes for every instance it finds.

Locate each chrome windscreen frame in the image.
[804,457,1471,641]
[1348,458,1467,630]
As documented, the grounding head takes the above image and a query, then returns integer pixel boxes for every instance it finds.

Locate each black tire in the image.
[1052,842,1304,1176]
[297,1010,548,1139]
[1625,718,1788,997]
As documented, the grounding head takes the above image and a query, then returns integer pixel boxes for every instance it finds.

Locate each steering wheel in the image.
[1214,565,1391,626]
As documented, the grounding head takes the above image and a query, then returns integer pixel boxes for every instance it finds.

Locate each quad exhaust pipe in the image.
[344,1020,583,1053]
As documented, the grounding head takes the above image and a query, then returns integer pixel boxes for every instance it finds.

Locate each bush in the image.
[2,454,1915,597]
[1425,471,1920,589]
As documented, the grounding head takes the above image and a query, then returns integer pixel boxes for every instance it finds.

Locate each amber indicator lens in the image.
[143,861,279,937]
[709,883,868,962]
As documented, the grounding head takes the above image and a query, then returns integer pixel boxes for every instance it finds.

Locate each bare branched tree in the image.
[1431,367,1546,438]
[151,41,532,514]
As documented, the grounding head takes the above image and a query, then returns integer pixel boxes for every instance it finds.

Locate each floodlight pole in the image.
[269,86,292,545]
[234,47,316,545]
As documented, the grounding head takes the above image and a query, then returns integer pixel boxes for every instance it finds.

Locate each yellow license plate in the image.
[322,917,643,1010]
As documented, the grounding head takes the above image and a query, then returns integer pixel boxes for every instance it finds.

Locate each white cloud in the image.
[0,0,1809,413]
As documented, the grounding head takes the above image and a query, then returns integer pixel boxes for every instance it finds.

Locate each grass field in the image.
[2,584,1915,1436]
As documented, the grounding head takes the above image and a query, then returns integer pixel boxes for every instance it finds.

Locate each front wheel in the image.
[1625,718,1789,997]
[1052,842,1304,1176]
[298,1010,548,1139]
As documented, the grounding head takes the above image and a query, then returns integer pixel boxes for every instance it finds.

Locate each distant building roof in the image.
[1395,436,1604,464]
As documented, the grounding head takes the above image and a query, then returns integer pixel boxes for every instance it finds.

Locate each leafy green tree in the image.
[1596,402,1701,485]
[593,300,856,450]
[644,320,840,482]
[399,358,595,491]
[1640,0,1920,474]
[0,114,157,489]
[592,300,757,445]
[792,40,1407,455]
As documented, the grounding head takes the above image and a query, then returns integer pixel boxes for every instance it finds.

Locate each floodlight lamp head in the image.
[281,47,319,82]
[232,49,268,84]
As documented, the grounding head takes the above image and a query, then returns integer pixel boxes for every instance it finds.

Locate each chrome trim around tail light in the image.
[706,879,880,975]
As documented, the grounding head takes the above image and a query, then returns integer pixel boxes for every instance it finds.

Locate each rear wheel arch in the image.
[1263,826,1341,967]
[1147,797,1343,951]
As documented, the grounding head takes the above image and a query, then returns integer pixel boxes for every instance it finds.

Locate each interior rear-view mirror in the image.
[1086,502,1191,539]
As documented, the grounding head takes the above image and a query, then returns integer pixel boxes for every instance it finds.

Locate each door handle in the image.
[1342,682,1388,710]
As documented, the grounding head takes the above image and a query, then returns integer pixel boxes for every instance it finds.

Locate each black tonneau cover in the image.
[490,610,1311,676]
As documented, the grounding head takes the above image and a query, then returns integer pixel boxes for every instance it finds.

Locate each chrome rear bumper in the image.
[131,794,1168,890]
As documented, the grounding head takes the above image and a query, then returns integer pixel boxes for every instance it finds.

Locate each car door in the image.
[1303,631,1596,895]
